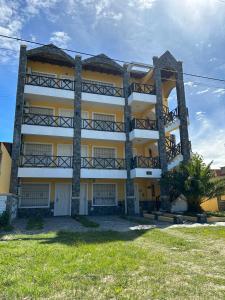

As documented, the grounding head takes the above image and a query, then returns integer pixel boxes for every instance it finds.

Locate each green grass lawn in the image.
[1,227,225,299]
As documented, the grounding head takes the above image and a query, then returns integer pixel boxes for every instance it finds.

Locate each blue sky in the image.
[0,0,225,167]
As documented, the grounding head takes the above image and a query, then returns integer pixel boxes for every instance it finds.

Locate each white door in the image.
[79,184,88,215]
[54,184,71,216]
[134,184,140,214]
[57,144,73,167]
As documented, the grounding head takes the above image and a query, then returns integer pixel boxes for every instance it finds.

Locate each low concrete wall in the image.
[0,193,18,222]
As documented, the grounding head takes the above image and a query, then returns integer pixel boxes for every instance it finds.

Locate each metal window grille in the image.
[24,143,52,156]
[93,184,116,206]
[83,79,114,87]
[28,107,53,115]
[93,113,115,122]
[20,184,49,207]
[93,147,115,158]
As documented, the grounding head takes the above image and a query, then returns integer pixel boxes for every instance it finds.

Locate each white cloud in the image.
[212,88,225,96]
[50,31,71,48]
[25,0,59,15]
[184,81,198,88]
[135,0,156,9]
[191,112,225,168]
[196,88,210,95]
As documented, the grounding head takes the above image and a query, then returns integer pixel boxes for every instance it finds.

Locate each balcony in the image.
[164,106,190,133]
[24,74,75,101]
[24,74,125,106]
[131,156,161,179]
[128,83,156,112]
[129,118,159,143]
[18,155,127,179]
[21,109,126,140]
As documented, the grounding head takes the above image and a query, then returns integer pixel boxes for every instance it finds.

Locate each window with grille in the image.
[93,147,116,158]
[28,107,53,116]
[83,79,114,87]
[32,71,57,78]
[93,113,115,121]
[24,143,52,155]
[93,184,116,206]
[20,184,50,208]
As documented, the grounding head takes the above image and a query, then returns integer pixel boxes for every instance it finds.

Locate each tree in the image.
[161,154,225,212]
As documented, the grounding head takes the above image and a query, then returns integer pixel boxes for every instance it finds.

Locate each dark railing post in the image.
[10,45,27,195]
[72,55,82,216]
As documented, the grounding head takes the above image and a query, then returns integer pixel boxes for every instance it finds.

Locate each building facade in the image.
[0,142,12,194]
[10,44,190,216]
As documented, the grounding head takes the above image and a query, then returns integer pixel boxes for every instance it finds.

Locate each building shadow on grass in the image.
[0,228,154,246]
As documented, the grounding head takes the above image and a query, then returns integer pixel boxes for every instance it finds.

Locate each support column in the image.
[71,55,82,216]
[123,64,135,215]
[176,62,190,162]
[153,57,170,211]
[10,45,27,195]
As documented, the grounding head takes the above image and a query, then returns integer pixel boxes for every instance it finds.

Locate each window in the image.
[20,184,50,208]
[93,113,115,122]
[32,71,57,78]
[24,143,52,156]
[93,184,116,206]
[93,147,115,158]
[83,79,114,87]
[28,107,53,116]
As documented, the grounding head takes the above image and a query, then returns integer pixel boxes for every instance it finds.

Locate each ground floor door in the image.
[54,184,71,216]
[79,183,88,215]
[134,184,140,214]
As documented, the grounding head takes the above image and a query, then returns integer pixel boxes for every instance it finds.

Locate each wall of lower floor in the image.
[18,177,160,216]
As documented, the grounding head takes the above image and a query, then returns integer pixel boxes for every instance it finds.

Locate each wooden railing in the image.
[82,119,125,132]
[132,156,160,169]
[130,118,157,130]
[20,155,73,168]
[81,157,126,169]
[25,74,75,90]
[128,82,155,95]
[23,110,73,128]
[82,81,123,97]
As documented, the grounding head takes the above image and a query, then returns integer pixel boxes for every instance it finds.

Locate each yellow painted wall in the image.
[201,197,219,212]
[133,141,158,157]
[134,179,160,201]
[22,136,125,158]
[0,143,12,193]
[20,178,125,204]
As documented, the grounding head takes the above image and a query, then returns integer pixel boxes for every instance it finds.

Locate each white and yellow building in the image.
[10,44,191,216]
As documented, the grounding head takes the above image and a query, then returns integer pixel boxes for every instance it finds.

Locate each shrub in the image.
[0,211,10,227]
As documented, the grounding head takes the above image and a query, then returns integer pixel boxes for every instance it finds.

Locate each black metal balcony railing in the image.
[20,155,126,170]
[23,112,74,128]
[166,143,182,162]
[81,157,126,169]
[21,155,73,168]
[128,82,155,96]
[25,74,75,90]
[163,105,179,125]
[130,118,157,131]
[132,156,160,169]
[82,81,123,97]
[82,119,125,132]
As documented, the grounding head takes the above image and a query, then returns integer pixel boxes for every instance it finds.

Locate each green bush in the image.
[0,211,10,227]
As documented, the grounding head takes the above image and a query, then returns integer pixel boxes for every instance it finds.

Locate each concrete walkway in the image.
[7,216,225,235]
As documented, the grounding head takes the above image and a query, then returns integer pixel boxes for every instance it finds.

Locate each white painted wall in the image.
[168,154,183,170]
[22,125,73,138]
[82,92,125,107]
[18,168,73,178]
[128,92,156,105]
[81,169,127,179]
[81,129,126,141]
[131,168,161,179]
[24,85,74,100]
[129,129,159,141]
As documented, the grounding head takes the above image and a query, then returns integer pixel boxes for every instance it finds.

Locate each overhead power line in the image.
[0,33,225,86]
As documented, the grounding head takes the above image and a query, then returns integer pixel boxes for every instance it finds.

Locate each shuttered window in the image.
[24,143,52,156]
[28,107,53,116]
[93,113,115,122]
[93,147,116,158]
[93,184,116,206]
[20,184,50,208]
[83,79,114,87]
[32,71,57,78]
